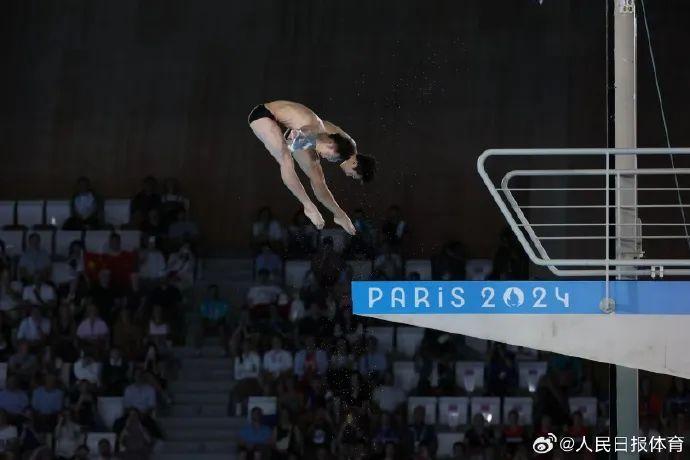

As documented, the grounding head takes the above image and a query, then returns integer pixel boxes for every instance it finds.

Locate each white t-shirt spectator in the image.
[17,316,51,342]
[262,349,293,377]
[73,358,102,385]
[246,284,284,307]
[139,249,166,280]
[73,192,97,219]
[22,284,57,305]
[18,248,51,278]
[234,352,261,380]
[76,318,109,340]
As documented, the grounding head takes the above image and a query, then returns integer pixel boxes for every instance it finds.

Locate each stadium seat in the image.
[407,396,438,425]
[518,361,547,393]
[0,202,14,228]
[455,361,485,393]
[348,260,373,280]
[84,230,112,254]
[55,230,83,258]
[247,396,277,421]
[404,259,432,280]
[568,397,598,426]
[0,230,24,256]
[45,200,71,228]
[118,230,142,251]
[32,229,55,256]
[104,199,131,227]
[465,258,493,280]
[438,396,469,427]
[437,432,465,458]
[97,397,124,431]
[16,201,44,228]
[470,396,501,425]
[503,397,534,425]
[367,326,394,353]
[0,363,7,389]
[393,361,419,393]
[85,432,116,455]
[320,228,346,253]
[51,262,73,285]
[395,327,425,358]
[284,260,311,290]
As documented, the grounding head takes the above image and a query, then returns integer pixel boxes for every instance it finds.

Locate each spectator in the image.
[54,409,83,460]
[665,377,690,417]
[0,376,28,420]
[406,406,437,457]
[372,412,401,451]
[238,407,272,459]
[17,307,51,347]
[64,177,102,230]
[534,373,570,428]
[100,233,137,293]
[345,208,375,259]
[432,241,466,280]
[311,237,345,289]
[639,375,663,421]
[102,347,129,397]
[464,413,495,458]
[0,312,13,361]
[373,242,403,280]
[96,438,117,460]
[74,445,90,460]
[18,233,52,283]
[304,408,335,458]
[160,178,190,224]
[297,303,334,342]
[337,410,368,458]
[489,227,529,280]
[380,205,408,252]
[73,352,102,386]
[286,210,317,258]
[76,305,110,356]
[246,269,284,316]
[21,274,58,310]
[502,409,527,457]
[138,235,166,285]
[165,243,196,290]
[276,376,305,419]
[0,409,18,456]
[131,176,162,222]
[88,270,118,322]
[564,410,588,440]
[231,340,263,415]
[333,304,364,347]
[251,207,284,253]
[63,240,87,303]
[8,342,39,387]
[262,336,293,380]
[0,250,20,313]
[294,336,328,381]
[123,369,157,415]
[117,408,154,460]
[167,208,199,249]
[141,209,165,239]
[487,342,517,396]
[112,308,144,362]
[358,336,388,381]
[197,284,229,355]
[52,304,79,364]
[148,304,170,352]
[148,275,182,318]
[31,373,64,432]
[255,244,283,280]
[272,409,303,459]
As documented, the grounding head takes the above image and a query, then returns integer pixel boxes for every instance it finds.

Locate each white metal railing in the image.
[477,148,690,277]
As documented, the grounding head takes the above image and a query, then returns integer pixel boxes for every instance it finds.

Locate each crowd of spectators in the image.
[228,205,690,459]
[0,176,197,459]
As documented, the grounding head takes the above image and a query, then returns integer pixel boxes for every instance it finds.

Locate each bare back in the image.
[264,100,324,131]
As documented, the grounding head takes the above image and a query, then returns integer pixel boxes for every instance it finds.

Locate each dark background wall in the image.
[2,0,689,256]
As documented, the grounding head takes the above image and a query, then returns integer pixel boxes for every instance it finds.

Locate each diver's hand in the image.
[304,204,325,230]
[334,212,356,235]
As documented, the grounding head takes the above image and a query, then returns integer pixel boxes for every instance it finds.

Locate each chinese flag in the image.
[84,252,104,281]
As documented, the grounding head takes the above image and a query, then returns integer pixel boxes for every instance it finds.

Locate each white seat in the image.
[104,199,131,227]
[247,396,277,420]
[32,230,55,256]
[518,361,548,393]
[405,259,432,280]
[437,432,465,458]
[395,327,425,358]
[568,397,598,426]
[118,230,142,251]
[367,326,394,353]
[438,397,469,427]
[348,260,373,281]
[503,397,534,425]
[284,260,311,290]
[51,262,73,285]
[320,229,346,253]
[470,396,501,425]
[0,363,7,389]
[85,432,117,455]
[97,397,124,430]
[55,230,83,258]
[465,258,494,280]
[408,396,438,425]
[0,202,14,227]
[455,361,485,393]
[16,201,44,228]
[45,200,71,228]
[393,361,419,393]
[0,230,24,256]
[84,230,112,254]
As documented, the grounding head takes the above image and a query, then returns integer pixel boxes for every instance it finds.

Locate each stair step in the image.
[160,416,244,430]
[173,346,227,359]
[174,392,228,405]
[164,427,235,442]
[169,404,229,418]
[180,357,233,368]
[178,368,233,381]
[170,380,233,393]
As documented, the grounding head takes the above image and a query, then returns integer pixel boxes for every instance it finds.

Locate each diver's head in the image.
[340,153,376,183]
[316,133,356,162]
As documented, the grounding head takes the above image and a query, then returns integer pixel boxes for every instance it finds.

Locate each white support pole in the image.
[613,0,639,457]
